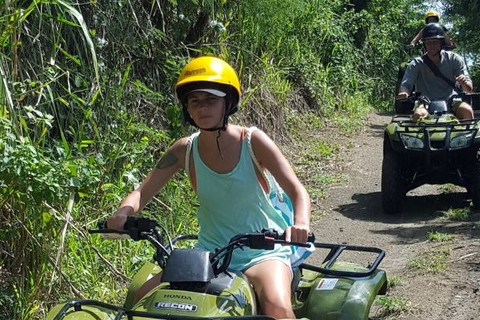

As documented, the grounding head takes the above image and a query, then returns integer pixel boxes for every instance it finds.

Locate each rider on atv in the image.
[397,23,473,121]
[106,56,311,319]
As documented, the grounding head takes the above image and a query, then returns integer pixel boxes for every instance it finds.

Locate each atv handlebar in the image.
[89,217,315,273]
[90,217,314,244]
[395,91,426,103]
[90,217,384,277]
[396,91,480,103]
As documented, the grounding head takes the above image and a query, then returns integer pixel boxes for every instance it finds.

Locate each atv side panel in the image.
[294,265,387,320]
[132,270,258,317]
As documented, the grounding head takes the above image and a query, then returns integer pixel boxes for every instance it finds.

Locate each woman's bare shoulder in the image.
[160,136,194,170]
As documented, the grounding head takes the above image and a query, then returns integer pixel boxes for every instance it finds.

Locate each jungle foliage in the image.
[442,0,480,85]
[0,0,476,319]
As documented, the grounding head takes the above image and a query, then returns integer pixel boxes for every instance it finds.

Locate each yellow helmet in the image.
[176,56,241,127]
[425,10,440,23]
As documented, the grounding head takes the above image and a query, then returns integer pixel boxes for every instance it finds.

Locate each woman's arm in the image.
[411,28,424,46]
[250,129,311,243]
[107,138,188,230]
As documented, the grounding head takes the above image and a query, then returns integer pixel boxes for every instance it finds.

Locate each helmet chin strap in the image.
[195,106,228,159]
[199,122,227,131]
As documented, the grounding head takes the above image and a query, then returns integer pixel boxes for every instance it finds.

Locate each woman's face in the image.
[187,91,225,129]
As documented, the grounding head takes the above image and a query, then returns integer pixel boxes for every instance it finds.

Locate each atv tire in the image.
[381,152,406,215]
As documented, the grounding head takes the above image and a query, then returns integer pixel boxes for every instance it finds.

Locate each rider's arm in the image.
[457,75,473,93]
[411,28,423,46]
[397,60,419,99]
[453,55,473,93]
[250,129,311,243]
[107,138,188,230]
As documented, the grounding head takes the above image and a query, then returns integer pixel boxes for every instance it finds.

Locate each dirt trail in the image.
[303,112,480,319]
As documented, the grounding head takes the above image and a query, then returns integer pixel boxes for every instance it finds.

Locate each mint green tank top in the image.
[192,133,291,271]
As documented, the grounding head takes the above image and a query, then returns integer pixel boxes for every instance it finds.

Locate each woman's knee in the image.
[456,102,474,119]
[244,260,294,317]
[413,105,428,121]
[262,302,294,319]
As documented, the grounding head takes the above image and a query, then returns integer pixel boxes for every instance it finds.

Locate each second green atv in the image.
[382,92,480,215]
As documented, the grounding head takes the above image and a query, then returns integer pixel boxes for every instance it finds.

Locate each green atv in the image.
[47,217,388,320]
[382,92,480,215]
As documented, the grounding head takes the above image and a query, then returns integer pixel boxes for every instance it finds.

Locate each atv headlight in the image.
[450,133,472,149]
[400,134,424,149]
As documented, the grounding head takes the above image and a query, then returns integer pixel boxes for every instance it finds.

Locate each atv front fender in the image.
[46,301,119,320]
[294,265,387,320]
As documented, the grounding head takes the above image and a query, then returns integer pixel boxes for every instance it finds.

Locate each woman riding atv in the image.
[106,56,311,319]
[397,23,473,121]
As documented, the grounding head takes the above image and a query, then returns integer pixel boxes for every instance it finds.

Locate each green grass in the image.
[437,183,457,194]
[331,115,367,135]
[427,231,454,242]
[286,112,325,139]
[441,207,470,221]
[374,295,412,317]
[387,275,402,288]
[312,140,340,158]
[408,248,450,273]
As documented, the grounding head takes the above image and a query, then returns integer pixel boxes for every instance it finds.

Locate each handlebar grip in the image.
[89,220,130,239]
[97,217,157,231]
[89,217,157,241]
[97,217,137,230]
[261,228,315,243]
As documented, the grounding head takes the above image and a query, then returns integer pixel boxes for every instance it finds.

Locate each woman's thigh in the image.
[243,259,292,303]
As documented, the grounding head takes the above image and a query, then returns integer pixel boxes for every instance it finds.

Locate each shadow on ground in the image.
[335,190,480,242]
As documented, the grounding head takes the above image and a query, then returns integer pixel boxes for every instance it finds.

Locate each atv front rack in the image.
[51,300,276,320]
[389,117,480,151]
[390,115,480,128]
[301,243,385,278]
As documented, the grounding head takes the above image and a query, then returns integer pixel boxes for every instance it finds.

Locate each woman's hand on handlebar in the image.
[284,224,310,243]
[106,206,133,230]
[396,91,409,101]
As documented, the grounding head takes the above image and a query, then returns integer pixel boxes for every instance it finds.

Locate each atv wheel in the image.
[381,153,406,215]
[470,162,480,209]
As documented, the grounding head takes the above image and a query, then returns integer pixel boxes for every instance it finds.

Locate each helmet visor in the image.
[189,88,226,97]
